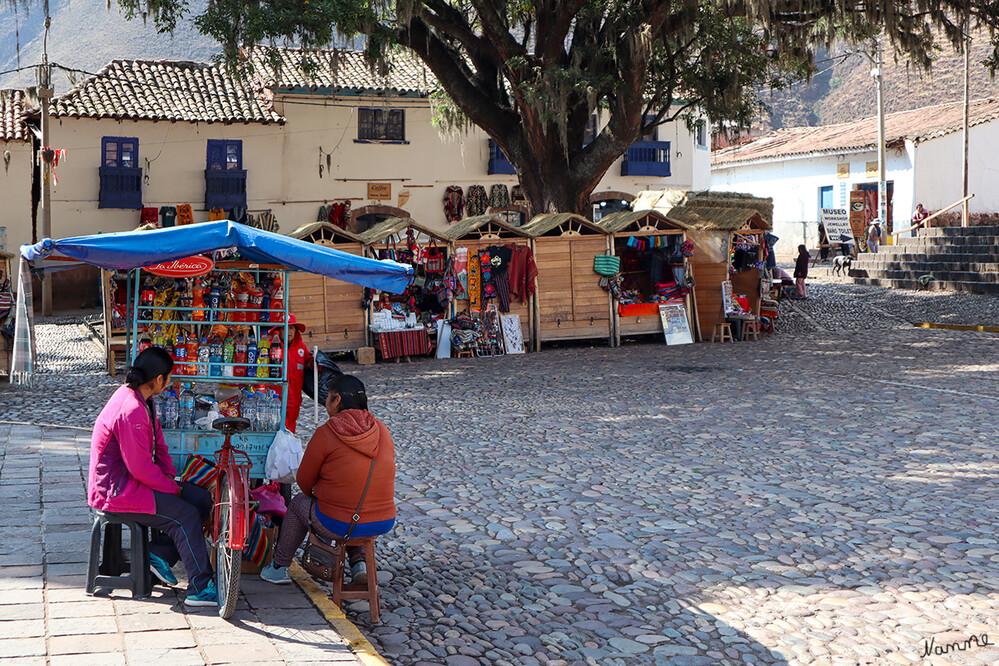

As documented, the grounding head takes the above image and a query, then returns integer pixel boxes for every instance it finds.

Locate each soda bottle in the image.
[246,333,258,377]
[152,325,165,348]
[209,335,223,377]
[191,279,207,321]
[164,338,175,368]
[185,335,199,376]
[140,282,155,320]
[208,283,222,322]
[138,327,152,354]
[233,334,247,377]
[256,338,270,379]
[269,277,284,323]
[179,383,195,430]
[249,285,264,323]
[233,282,248,323]
[197,337,210,376]
[174,334,187,376]
[269,332,284,379]
[162,389,179,430]
[222,337,235,377]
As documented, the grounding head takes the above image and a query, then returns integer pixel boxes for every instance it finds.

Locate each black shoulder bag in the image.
[299,459,376,582]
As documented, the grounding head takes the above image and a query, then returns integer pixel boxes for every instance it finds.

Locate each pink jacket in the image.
[88,385,178,514]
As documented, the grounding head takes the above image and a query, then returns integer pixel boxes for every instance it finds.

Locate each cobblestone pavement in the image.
[3,283,999,665]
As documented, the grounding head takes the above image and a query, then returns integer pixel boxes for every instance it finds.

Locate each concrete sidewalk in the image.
[0,423,377,665]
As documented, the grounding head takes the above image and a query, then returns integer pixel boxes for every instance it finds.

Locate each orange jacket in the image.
[296,409,396,524]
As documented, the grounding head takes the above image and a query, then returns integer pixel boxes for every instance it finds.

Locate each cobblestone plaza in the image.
[2,282,999,665]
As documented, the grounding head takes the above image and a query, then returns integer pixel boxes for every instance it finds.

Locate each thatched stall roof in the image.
[357,217,449,245]
[595,210,689,234]
[444,215,530,240]
[521,213,606,237]
[288,221,362,244]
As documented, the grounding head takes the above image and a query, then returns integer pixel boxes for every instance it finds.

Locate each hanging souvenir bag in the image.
[426,240,445,274]
[593,255,621,276]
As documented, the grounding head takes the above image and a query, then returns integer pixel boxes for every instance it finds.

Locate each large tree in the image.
[124,0,999,216]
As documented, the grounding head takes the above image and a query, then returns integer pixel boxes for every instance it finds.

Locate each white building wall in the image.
[912,121,999,217]
[711,151,915,256]
[0,139,34,254]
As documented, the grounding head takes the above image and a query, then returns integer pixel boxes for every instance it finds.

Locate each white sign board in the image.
[659,303,693,345]
[820,208,851,239]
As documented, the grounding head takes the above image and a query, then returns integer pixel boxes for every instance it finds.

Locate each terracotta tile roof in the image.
[1,89,29,142]
[53,60,284,124]
[712,97,999,167]
[246,47,434,96]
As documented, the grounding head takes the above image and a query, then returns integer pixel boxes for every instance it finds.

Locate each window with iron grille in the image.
[357,108,405,141]
[99,137,142,209]
[205,139,246,209]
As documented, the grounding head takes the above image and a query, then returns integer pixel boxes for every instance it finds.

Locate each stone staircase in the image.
[848,226,999,294]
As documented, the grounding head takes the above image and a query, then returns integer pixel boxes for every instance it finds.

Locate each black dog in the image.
[832,255,853,276]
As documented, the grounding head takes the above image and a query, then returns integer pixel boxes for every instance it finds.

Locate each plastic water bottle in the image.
[270,391,282,431]
[179,383,195,430]
[209,335,223,377]
[162,390,179,430]
[197,337,210,377]
[241,391,257,431]
[222,337,235,377]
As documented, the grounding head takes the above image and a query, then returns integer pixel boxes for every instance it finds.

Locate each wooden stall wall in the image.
[289,241,368,352]
[731,269,762,316]
[534,236,612,343]
[691,262,728,341]
[452,238,533,344]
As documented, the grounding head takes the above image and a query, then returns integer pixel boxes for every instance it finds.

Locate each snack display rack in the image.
[123,262,290,478]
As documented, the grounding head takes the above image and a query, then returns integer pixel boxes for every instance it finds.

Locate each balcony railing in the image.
[205,169,247,209]
[98,166,143,209]
[487,139,517,175]
[621,140,671,177]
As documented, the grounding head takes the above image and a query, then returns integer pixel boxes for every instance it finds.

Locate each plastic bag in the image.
[265,429,304,483]
[302,350,343,403]
[250,481,287,518]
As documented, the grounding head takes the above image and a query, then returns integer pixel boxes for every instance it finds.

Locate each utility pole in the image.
[961,13,971,227]
[39,0,53,316]
[875,39,888,244]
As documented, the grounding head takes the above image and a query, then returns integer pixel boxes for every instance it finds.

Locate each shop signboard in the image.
[367,182,392,200]
[849,190,866,237]
[820,208,851,239]
[143,255,215,278]
[658,303,693,345]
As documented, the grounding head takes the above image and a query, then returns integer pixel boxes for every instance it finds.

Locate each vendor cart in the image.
[14,221,412,617]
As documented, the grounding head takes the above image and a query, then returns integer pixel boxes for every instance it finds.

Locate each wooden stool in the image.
[455,348,474,358]
[710,322,734,342]
[742,319,761,341]
[331,536,381,623]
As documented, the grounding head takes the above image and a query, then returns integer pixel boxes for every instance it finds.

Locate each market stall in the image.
[286,222,368,352]
[443,215,536,353]
[14,221,412,471]
[520,214,613,347]
[668,205,772,341]
[594,210,695,345]
[360,217,452,361]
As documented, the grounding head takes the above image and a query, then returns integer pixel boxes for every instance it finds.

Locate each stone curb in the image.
[915,321,999,333]
[289,561,388,666]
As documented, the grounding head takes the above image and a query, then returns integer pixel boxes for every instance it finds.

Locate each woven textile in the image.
[489,184,511,209]
[466,185,488,217]
[443,186,464,223]
[376,329,432,359]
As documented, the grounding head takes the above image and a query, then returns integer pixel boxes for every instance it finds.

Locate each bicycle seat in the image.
[212,417,252,435]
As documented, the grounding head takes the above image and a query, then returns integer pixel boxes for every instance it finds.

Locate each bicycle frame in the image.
[213,437,252,551]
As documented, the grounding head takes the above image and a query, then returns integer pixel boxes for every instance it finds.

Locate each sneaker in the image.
[185,579,218,607]
[260,562,291,585]
[350,561,367,585]
[149,553,178,586]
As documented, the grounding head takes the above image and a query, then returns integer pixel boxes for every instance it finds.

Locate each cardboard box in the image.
[357,346,376,365]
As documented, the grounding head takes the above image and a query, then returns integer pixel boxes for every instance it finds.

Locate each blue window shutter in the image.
[207,140,224,171]
[206,139,246,209]
[100,136,142,208]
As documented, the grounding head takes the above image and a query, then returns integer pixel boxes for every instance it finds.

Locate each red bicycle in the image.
[211,417,252,619]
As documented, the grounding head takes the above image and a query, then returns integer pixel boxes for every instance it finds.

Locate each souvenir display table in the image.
[374,327,433,361]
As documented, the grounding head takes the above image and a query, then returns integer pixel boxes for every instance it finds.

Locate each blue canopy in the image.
[21,221,413,293]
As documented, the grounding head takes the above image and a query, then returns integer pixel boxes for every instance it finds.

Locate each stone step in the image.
[909,225,999,237]
[849,276,999,294]
[857,247,999,259]
[849,260,999,273]
[895,236,999,247]
[849,268,999,283]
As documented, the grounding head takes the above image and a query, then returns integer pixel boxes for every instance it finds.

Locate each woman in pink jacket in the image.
[88,348,216,607]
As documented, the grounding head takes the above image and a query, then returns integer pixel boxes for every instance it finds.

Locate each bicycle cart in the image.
[14,221,412,618]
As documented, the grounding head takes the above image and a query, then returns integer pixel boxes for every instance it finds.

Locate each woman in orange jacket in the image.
[262,374,395,584]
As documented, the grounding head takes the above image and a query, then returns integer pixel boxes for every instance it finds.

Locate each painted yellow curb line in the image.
[915,322,999,333]
[289,561,389,666]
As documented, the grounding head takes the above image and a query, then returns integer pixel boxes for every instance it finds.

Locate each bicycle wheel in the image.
[216,472,242,619]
